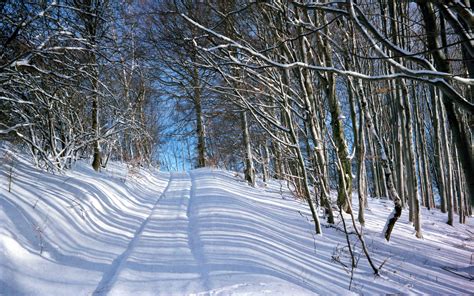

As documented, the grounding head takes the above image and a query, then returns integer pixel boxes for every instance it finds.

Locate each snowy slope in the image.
[0,147,473,295]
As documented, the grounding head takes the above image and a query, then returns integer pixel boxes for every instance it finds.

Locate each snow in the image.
[10,59,30,68]
[1,146,473,295]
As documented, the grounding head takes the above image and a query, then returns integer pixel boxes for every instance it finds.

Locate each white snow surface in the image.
[1,147,473,295]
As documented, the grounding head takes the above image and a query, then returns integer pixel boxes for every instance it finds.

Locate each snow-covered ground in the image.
[1,147,473,295]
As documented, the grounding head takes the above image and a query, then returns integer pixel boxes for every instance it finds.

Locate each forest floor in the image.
[1,146,473,295]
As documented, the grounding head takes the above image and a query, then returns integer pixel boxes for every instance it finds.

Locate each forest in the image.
[1,0,473,294]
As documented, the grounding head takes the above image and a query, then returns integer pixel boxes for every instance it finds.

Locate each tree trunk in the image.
[355,79,402,242]
[91,76,101,172]
[431,87,447,212]
[241,111,255,186]
[403,82,422,238]
[194,71,206,168]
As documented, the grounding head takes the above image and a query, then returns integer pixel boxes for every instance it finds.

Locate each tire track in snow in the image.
[92,173,173,296]
[187,170,211,292]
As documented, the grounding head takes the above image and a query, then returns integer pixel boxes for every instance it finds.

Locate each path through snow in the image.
[95,172,212,295]
[92,173,173,295]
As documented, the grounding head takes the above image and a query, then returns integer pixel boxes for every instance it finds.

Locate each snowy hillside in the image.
[1,149,473,295]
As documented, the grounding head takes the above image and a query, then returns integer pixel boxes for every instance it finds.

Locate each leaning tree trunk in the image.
[354,79,402,242]
[317,24,352,213]
[403,81,422,238]
[292,24,335,223]
[283,67,322,234]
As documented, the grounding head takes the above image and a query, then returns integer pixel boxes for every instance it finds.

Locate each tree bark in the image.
[241,111,255,186]
[193,69,206,168]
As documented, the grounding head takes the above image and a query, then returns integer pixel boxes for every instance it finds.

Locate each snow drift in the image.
[0,147,473,295]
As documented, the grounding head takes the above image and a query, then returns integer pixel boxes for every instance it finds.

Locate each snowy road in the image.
[90,171,324,295]
[93,172,208,295]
